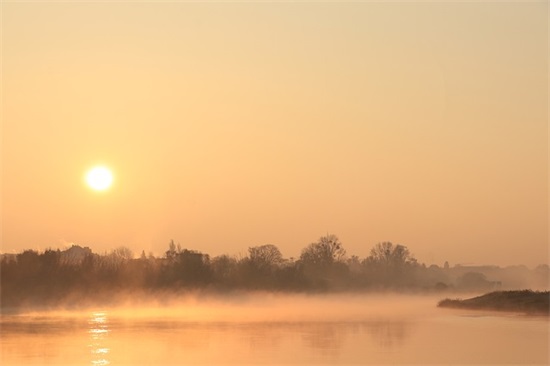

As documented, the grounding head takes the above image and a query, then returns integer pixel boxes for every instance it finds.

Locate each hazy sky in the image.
[2,1,547,267]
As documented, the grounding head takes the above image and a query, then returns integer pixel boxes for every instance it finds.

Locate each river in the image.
[1,294,548,365]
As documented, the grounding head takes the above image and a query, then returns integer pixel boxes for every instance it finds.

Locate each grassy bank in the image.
[438,290,549,315]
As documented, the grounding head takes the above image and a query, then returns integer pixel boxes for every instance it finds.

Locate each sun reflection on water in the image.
[88,312,110,366]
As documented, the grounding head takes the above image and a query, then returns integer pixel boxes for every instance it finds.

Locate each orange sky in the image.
[1,2,548,266]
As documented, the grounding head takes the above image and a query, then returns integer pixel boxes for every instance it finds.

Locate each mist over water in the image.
[2,0,548,364]
[18,292,441,322]
[1,243,548,365]
[2,293,548,365]
[2,242,548,365]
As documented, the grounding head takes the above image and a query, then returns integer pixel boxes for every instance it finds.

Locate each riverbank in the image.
[438,290,549,315]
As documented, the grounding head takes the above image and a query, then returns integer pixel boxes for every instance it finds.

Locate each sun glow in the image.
[86,166,113,191]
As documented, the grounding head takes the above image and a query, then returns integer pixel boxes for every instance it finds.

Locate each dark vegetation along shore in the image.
[438,290,550,315]
[1,235,548,310]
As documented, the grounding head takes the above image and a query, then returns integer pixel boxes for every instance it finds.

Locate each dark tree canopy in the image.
[300,234,346,267]
[361,242,419,287]
[3,235,542,310]
[248,244,284,269]
[366,242,417,267]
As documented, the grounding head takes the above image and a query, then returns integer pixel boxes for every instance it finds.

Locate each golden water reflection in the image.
[0,308,548,365]
[88,312,110,366]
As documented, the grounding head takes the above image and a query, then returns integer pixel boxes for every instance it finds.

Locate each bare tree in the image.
[248,244,284,270]
[300,234,346,267]
[365,242,416,267]
[111,246,134,261]
[363,242,418,287]
[165,239,181,261]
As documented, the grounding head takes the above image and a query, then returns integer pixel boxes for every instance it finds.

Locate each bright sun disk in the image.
[86,166,113,191]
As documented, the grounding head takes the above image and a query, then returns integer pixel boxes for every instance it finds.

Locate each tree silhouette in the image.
[211,254,239,286]
[165,239,180,261]
[365,242,416,267]
[3,234,539,309]
[298,235,348,290]
[363,242,418,286]
[248,244,284,270]
[300,234,346,267]
[177,249,212,286]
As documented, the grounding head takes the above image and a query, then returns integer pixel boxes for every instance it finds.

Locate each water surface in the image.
[1,295,548,365]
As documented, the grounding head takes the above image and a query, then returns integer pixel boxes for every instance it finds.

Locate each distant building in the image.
[0,253,17,263]
[61,245,92,264]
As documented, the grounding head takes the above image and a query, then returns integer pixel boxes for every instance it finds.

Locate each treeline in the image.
[1,235,548,309]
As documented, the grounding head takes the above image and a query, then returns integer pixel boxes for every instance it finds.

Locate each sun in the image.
[86,166,113,191]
